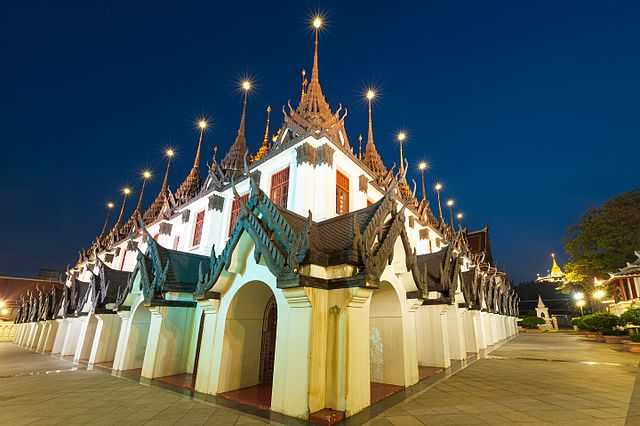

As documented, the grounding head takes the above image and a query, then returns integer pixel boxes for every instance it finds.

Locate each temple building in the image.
[604,251,640,315]
[536,253,565,284]
[13,17,518,421]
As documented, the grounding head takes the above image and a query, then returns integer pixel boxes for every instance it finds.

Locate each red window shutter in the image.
[192,210,205,246]
[229,194,249,236]
[270,167,290,208]
[336,171,350,215]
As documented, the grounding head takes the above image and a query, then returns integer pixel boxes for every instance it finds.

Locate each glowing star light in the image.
[198,119,207,130]
[446,199,455,207]
[397,131,407,142]
[457,212,464,220]
[142,170,152,179]
[366,89,376,101]
[312,16,323,29]
[123,187,131,195]
[435,183,443,191]
[241,80,252,92]
[107,202,114,209]
[165,148,175,158]
[418,161,428,171]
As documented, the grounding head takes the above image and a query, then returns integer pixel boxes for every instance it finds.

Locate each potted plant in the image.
[602,328,629,344]
[623,334,640,353]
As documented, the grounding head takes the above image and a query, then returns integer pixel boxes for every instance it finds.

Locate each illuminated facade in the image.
[604,251,640,316]
[14,18,518,420]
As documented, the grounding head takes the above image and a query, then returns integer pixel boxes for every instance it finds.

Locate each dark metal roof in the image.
[467,226,494,266]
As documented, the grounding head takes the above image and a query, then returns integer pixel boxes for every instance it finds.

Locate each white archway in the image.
[369,281,406,390]
[217,280,278,408]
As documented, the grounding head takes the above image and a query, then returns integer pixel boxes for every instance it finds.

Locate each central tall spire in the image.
[143,149,175,224]
[221,82,250,177]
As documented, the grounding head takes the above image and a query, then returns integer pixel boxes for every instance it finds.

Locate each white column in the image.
[52,319,68,354]
[343,288,373,417]
[74,314,98,362]
[271,288,313,419]
[61,318,82,356]
[194,299,220,394]
[403,299,421,387]
[112,311,131,371]
[446,305,467,360]
[89,314,121,365]
[36,322,50,352]
[416,304,450,368]
[480,312,493,346]
[41,320,59,353]
[463,309,480,353]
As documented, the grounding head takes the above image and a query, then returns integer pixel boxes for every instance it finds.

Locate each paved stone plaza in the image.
[0,333,638,425]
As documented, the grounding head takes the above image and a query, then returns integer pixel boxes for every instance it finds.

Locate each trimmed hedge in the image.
[621,308,640,326]
[520,316,546,329]
[581,313,621,333]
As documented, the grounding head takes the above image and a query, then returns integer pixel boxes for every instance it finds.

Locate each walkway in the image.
[0,333,638,425]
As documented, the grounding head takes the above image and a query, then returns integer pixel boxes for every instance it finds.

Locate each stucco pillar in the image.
[74,314,98,362]
[112,311,131,371]
[446,305,467,360]
[41,320,59,353]
[142,306,195,379]
[52,319,68,354]
[416,304,450,369]
[89,314,121,365]
[61,318,82,356]
[463,309,480,353]
[343,288,373,417]
[194,299,220,394]
[403,299,421,387]
[36,322,50,352]
[271,287,313,419]
[480,312,493,346]
[28,323,42,350]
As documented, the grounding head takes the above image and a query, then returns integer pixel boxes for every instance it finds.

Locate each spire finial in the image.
[357,134,363,160]
[434,182,444,222]
[418,161,428,202]
[220,80,251,175]
[253,105,272,162]
[311,16,322,84]
[99,201,115,236]
[161,148,174,193]
[239,81,251,137]
[134,170,152,212]
[397,131,407,174]
[114,187,131,227]
[194,120,208,169]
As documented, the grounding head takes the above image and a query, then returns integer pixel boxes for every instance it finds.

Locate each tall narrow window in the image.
[270,167,290,208]
[192,210,205,246]
[229,194,249,236]
[336,171,350,215]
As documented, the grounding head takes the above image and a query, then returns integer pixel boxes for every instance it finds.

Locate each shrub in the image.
[520,316,546,329]
[631,334,640,343]
[582,313,621,332]
[571,317,587,330]
[575,314,596,331]
[602,328,627,336]
[621,308,640,326]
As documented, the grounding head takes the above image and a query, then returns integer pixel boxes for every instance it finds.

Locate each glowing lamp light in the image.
[572,292,585,301]
[435,183,443,191]
[142,170,152,179]
[198,119,208,129]
[593,289,606,300]
[575,300,586,308]
[166,148,175,158]
[123,187,131,195]
[457,212,464,220]
[446,199,455,207]
[0,308,8,316]
[241,80,252,91]
[312,16,323,29]
[107,202,114,209]
[366,89,376,101]
[397,131,407,142]
[0,300,5,309]
[418,161,428,171]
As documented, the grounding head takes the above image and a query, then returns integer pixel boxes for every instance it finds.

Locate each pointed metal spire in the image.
[194,120,207,169]
[113,188,131,228]
[253,105,271,162]
[174,121,208,205]
[221,82,251,175]
[363,90,387,179]
[99,202,115,236]
[134,170,151,212]
[143,149,174,224]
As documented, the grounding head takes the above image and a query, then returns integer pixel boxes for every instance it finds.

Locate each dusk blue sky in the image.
[1,1,638,282]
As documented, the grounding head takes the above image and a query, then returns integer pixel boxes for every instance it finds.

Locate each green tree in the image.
[564,189,640,280]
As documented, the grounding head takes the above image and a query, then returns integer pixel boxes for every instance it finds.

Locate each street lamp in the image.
[0,300,5,309]
[576,299,586,315]
[573,292,585,301]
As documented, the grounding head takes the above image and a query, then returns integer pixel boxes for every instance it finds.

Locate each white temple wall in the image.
[120,299,151,371]
[52,319,68,354]
[416,304,450,368]
[74,314,98,362]
[61,317,82,356]
[446,305,467,360]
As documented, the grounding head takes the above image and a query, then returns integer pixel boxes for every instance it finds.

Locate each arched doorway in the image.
[218,281,278,410]
[369,281,406,404]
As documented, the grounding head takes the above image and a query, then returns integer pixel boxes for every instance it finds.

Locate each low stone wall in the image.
[0,321,16,341]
